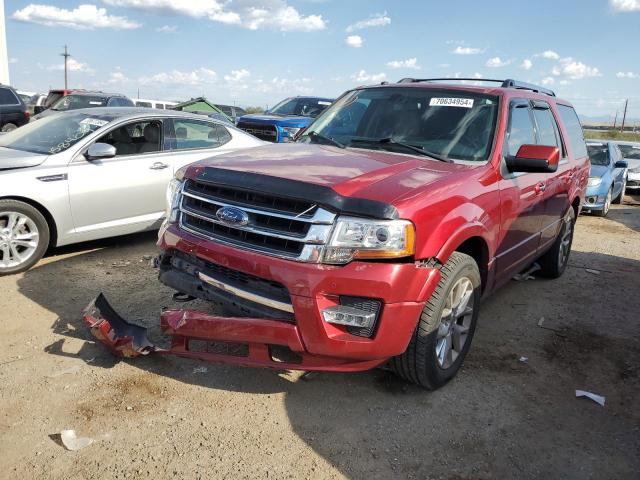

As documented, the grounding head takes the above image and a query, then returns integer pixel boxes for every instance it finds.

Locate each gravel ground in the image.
[1,196,639,480]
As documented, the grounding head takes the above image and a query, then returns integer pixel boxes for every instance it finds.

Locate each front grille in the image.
[179,179,335,262]
[237,122,278,142]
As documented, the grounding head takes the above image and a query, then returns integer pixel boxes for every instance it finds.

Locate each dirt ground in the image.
[1,196,639,480]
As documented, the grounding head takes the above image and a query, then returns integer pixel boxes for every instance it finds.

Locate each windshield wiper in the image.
[306,131,346,149]
[350,137,452,163]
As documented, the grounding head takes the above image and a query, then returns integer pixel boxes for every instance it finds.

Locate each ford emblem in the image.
[215,206,249,226]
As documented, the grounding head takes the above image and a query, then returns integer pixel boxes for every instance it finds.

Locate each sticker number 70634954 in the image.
[429,98,474,108]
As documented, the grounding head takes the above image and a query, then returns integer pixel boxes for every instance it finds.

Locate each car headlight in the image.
[165,178,183,223]
[587,177,602,187]
[281,127,301,142]
[323,216,415,264]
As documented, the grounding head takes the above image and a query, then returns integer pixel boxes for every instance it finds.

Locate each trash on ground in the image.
[585,268,601,275]
[513,263,541,282]
[46,365,82,378]
[519,356,528,363]
[193,366,208,374]
[575,389,605,406]
[111,261,131,268]
[59,429,94,451]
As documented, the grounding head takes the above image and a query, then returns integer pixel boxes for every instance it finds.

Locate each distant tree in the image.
[244,106,265,114]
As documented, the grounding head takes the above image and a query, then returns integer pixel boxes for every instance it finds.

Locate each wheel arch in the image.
[0,196,58,248]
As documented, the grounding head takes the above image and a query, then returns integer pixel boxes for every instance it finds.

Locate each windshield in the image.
[270,97,332,118]
[587,144,610,166]
[618,144,640,160]
[0,112,113,154]
[51,94,108,111]
[299,87,499,162]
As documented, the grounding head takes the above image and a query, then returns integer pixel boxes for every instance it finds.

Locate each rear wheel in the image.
[595,187,612,217]
[613,177,626,204]
[537,206,575,278]
[1,123,17,132]
[0,200,50,276]
[391,252,481,389]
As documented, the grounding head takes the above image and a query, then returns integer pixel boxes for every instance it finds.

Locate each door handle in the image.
[150,162,169,170]
[534,182,546,194]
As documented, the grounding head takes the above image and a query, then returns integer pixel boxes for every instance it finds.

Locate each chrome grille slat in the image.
[179,179,335,262]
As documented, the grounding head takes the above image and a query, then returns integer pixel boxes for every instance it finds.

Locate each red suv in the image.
[86,78,589,389]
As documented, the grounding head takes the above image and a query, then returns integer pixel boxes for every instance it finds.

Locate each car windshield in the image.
[51,94,108,111]
[618,144,640,160]
[269,97,332,118]
[0,112,113,155]
[587,144,610,166]
[299,87,499,162]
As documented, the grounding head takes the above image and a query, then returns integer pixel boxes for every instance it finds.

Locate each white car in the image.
[613,141,640,190]
[0,107,265,274]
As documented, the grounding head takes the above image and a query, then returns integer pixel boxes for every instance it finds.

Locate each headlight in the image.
[281,127,301,142]
[165,178,183,223]
[587,177,602,187]
[323,216,415,264]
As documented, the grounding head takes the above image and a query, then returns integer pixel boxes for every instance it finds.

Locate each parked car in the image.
[236,96,333,142]
[170,97,232,123]
[37,89,74,113]
[0,108,265,274]
[0,84,30,132]
[613,141,640,190]
[134,99,178,110]
[214,104,247,124]
[85,79,589,390]
[32,91,134,120]
[582,140,628,216]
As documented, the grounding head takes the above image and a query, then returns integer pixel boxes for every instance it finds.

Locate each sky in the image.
[3,0,640,119]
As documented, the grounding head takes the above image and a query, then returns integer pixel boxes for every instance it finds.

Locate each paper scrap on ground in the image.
[46,365,82,378]
[585,269,601,275]
[575,390,605,406]
[60,429,94,451]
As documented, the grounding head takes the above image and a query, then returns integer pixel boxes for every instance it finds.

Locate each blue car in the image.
[237,96,333,143]
[583,140,628,217]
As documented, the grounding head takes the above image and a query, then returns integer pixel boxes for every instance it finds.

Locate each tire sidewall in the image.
[0,200,50,275]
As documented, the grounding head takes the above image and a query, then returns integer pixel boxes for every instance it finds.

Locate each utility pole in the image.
[61,45,71,90]
[620,99,628,133]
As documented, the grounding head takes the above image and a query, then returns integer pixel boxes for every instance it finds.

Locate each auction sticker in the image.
[429,98,474,108]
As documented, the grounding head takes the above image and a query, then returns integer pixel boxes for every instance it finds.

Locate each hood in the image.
[185,143,471,205]
[623,158,640,170]
[589,164,609,178]
[0,147,48,171]
[238,114,314,128]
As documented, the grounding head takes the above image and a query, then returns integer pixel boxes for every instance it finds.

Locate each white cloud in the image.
[485,57,512,68]
[103,0,326,31]
[616,71,638,78]
[556,57,601,79]
[351,70,386,83]
[345,12,390,32]
[224,69,250,83]
[610,0,640,11]
[12,4,141,30]
[521,59,533,70]
[538,50,560,60]
[386,58,420,70]
[255,76,314,95]
[452,46,483,55]
[541,77,555,85]
[156,25,178,33]
[47,58,95,74]
[139,67,217,86]
[107,71,129,84]
[345,35,363,48]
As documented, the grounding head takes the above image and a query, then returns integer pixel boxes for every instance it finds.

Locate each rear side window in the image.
[557,105,588,158]
[506,103,536,157]
[532,106,561,150]
[0,87,20,105]
[167,119,232,151]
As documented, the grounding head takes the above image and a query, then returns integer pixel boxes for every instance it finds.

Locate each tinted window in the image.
[506,104,536,157]
[52,95,108,111]
[108,97,134,107]
[587,144,609,166]
[0,87,20,105]
[270,97,333,118]
[135,101,152,108]
[96,120,162,156]
[168,119,232,151]
[618,144,640,160]
[533,107,561,149]
[218,105,233,116]
[557,104,588,158]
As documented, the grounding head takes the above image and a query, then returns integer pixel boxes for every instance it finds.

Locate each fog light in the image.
[322,305,377,329]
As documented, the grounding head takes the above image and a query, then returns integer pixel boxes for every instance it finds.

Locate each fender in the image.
[434,221,492,265]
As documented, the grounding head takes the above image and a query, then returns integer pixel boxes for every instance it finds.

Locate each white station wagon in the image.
[0,107,265,274]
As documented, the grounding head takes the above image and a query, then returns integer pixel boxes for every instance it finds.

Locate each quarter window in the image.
[167,119,232,151]
[506,104,536,157]
[557,105,588,158]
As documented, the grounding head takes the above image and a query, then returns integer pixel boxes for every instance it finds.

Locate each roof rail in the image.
[397,77,555,97]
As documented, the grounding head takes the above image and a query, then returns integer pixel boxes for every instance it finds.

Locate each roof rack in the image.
[397,78,555,97]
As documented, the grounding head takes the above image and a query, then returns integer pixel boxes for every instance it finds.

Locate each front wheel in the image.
[595,187,612,217]
[391,252,481,389]
[613,177,626,204]
[0,200,50,275]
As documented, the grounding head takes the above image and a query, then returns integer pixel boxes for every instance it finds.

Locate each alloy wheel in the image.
[436,276,475,369]
[0,211,40,270]
[557,212,574,271]
[603,188,612,215]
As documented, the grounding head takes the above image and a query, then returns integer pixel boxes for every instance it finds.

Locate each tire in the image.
[1,123,18,132]
[537,206,575,278]
[0,200,50,275]
[594,187,612,217]
[391,252,481,390]
[612,177,626,204]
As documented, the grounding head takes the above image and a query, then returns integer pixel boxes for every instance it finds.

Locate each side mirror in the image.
[33,105,45,114]
[614,160,628,169]
[86,143,116,160]
[507,145,560,173]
